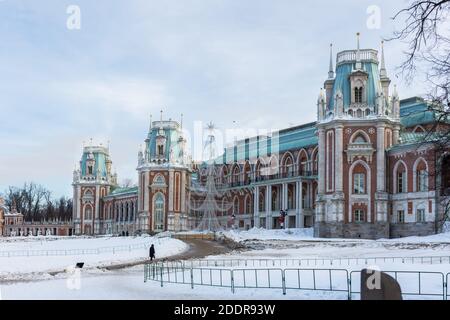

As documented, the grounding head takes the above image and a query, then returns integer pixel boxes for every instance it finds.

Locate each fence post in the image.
[144,265,147,282]
[444,275,447,301]
[190,268,194,289]
[347,273,352,301]
[160,266,164,287]
[231,270,235,294]
[282,270,286,295]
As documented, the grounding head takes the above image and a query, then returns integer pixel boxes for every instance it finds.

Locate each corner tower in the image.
[72,143,117,235]
[315,35,401,239]
[136,113,191,233]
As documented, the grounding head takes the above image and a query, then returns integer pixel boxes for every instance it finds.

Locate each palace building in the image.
[72,38,450,239]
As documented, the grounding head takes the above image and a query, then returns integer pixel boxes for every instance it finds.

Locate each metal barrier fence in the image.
[147,255,450,270]
[350,270,447,300]
[144,263,450,300]
[0,241,155,257]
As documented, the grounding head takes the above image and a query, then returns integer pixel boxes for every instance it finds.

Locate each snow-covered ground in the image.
[0,235,188,280]
[2,228,450,299]
[222,227,450,244]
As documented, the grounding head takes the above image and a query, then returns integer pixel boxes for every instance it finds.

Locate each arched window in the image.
[354,134,367,143]
[255,161,263,181]
[354,87,363,103]
[259,192,265,212]
[157,144,164,156]
[443,156,450,195]
[272,189,279,211]
[414,159,428,192]
[84,205,92,220]
[233,197,239,215]
[245,195,252,214]
[288,189,294,209]
[394,161,407,193]
[298,150,308,176]
[222,166,229,184]
[353,172,366,194]
[283,154,294,177]
[153,193,165,231]
[232,165,240,184]
[413,125,425,133]
[244,162,251,184]
[153,174,166,186]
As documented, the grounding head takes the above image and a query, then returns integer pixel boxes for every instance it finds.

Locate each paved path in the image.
[103,238,233,271]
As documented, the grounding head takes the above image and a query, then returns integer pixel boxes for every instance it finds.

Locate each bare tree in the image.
[1,182,72,222]
[391,0,450,231]
[120,178,136,188]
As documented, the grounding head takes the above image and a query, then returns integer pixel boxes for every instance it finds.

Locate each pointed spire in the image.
[160,109,163,122]
[328,43,334,79]
[180,113,184,130]
[149,114,152,131]
[380,40,387,78]
[356,32,362,70]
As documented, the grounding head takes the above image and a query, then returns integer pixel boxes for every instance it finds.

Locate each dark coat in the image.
[149,245,155,257]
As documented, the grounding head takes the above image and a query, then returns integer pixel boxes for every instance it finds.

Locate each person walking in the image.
[149,244,155,261]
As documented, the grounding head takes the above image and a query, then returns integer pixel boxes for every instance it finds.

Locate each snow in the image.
[3,228,450,299]
[0,267,340,300]
[0,235,188,280]
[222,228,314,241]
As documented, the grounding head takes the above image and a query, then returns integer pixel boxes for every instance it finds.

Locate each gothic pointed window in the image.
[354,87,363,103]
[154,193,165,231]
[353,173,366,194]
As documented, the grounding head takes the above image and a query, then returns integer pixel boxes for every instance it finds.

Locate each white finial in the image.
[181,113,184,129]
[149,114,152,131]
[328,43,334,79]
[160,110,163,122]
[380,40,387,78]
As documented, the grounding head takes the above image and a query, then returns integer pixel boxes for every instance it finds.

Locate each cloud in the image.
[51,78,172,118]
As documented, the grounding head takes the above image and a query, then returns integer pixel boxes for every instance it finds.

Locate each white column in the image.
[296,180,304,228]
[376,124,386,192]
[335,125,344,192]
[318,128,326,194]
[266,185,272,229]
[282,183,288,211]
[254,186,260,228]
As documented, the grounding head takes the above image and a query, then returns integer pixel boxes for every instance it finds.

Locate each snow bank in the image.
[0,236,188,278]
[222,228,314,242]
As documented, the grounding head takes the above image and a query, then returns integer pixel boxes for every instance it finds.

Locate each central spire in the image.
[355,32,362,70]
[380,40,387,78]
[328,43,334,79]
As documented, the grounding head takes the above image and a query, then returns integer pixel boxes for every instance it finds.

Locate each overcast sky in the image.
[0,0,426,197]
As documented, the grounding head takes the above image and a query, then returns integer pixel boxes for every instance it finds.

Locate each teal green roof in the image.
[106,186,138,198]
[399,97,450,128]
[213,122,317,164]
[329,61,382,111]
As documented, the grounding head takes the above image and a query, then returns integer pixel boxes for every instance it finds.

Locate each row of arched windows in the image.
[200,149,318,185]
[392,158,430,194]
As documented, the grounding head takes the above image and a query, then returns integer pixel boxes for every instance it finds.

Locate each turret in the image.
[317,88,326,121]
[379,41,391,99]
